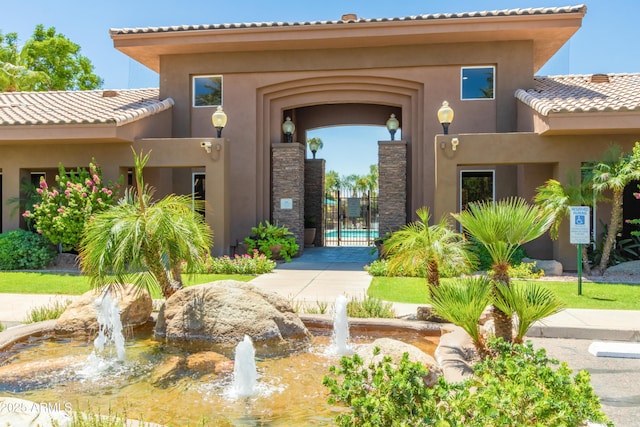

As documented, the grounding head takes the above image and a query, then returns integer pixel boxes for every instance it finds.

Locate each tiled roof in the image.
[0,88,173,126]
[516,74,640,116]
[110,5,586,35]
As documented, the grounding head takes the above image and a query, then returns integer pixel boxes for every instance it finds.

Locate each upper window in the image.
[461,67,494,100]
[193,75,222,107]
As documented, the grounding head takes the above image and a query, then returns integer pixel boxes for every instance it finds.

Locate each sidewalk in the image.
[1,246,639,342]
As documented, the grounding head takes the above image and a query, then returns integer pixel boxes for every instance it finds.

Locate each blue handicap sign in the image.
[575,215,585,225]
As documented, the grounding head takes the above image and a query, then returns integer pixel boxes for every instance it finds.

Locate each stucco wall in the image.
[158,40,535,244]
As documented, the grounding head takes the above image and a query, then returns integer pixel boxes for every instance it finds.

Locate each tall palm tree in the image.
[590,143,640,274]
[383,207,474,297]
[452,197,554,342]
[79,149,213,299]
[534,176,601,275]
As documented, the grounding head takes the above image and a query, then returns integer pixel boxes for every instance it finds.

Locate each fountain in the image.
[229,335,258,398]
[0,282,441,425]
[329,294,353,355]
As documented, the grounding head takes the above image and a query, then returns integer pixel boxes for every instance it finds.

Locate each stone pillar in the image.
[378,140,407,238]
[304,159,325,247]
[272,142,305,252]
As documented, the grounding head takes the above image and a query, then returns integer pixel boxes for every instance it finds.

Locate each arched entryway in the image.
[257,75,424,251]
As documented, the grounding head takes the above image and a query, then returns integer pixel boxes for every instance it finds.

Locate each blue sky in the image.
[3,1,639,177]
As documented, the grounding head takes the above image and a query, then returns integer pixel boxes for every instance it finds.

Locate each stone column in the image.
[378,140,407,238]
[304,159,325,247]
[272,142,305,252]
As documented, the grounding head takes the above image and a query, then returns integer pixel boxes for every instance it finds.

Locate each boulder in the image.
[55,284,152,332]
[150,351,233,387]
[522,257,563,276]
[155,281,312,346]
[356,337,442,388]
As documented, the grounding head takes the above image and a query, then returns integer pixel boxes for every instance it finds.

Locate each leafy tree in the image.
[80,149,212,299]
[0,25,102,92]
[325,170,340,194]
[383,207,473,296]
[452,197,554,342]
[24,160,122,252]
[589,143,640,274]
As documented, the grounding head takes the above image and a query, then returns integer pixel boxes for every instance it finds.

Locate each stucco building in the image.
[1,4,639,269]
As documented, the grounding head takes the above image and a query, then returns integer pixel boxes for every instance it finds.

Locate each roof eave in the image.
[111,8,585,73]
[535,111,640,136]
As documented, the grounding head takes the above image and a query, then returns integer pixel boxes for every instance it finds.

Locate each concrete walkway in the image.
[1,246,639,342]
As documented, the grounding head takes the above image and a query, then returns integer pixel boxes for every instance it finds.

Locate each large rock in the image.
[522,257,563,276]
[55,284,152,332]
[356,337,442,387]
[150,351,233,387]
[155,281,312,346]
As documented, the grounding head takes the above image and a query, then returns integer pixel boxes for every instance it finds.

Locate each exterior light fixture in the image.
[282,116,295,143]
[211,106,228,138]
[307,137,323,159]
[437,101,454,135]
[386,113,400,140]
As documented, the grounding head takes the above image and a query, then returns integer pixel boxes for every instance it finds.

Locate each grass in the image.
[24,298,73,323]
[368,276,640,310]
[0,272,255,296]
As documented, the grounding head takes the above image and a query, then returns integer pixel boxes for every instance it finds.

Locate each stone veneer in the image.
[304,159,325,247]
[378,140,407,237]
[272,142,305,252]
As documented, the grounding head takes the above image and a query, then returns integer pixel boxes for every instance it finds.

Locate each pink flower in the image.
[67,182,72,187]
[106,190,113,196]
[64,189,71,195]
[22,211,30,217]
[634,192,640,200]
[625,219,631,223]
[97,198,102,203]
[85,180,93,186]
[58,208,64,213]
[36,188,43,194]
[81,193,87,197]
[40,180,48,189]
[92,186,98,193]
[93,174,101,184]
[52,190,59,197]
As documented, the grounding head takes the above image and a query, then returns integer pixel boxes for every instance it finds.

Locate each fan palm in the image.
[383,207,474,297]
[493,282,564,344]
[451,197,554,342]
[430,276,492,354]
[590,143,640,274]
[79,149,213,299]
[534,176,601,275]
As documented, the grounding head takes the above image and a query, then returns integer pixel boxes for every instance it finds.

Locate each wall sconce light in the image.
[439,137,460,151]
[386,113,400,140]
[211,106,228,138]
[437,101,454,135]
[200,140,222,154]
[282,116,295,143]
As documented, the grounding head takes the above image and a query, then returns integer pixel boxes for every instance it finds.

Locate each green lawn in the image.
[368,276,640,310]
[0,272,255,298]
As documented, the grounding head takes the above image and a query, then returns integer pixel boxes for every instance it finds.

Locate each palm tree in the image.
[383,207,474,297]
[79,149,213,299]
[534,176,601,275]
[590,143,640,274]
[452,197,554,342]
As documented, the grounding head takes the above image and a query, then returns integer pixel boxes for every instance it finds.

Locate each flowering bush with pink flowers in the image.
[192,249,276,274]
[23,160,122,252]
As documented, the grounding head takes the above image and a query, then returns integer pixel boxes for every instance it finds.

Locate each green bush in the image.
[324,339,612,427]
[0,229,57,270]
[193,250,276,274]
[243,221,299,262]
[24,298,72,323]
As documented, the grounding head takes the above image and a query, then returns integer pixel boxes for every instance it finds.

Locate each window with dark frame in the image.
[193,76,222,107]
[461,67,495,100]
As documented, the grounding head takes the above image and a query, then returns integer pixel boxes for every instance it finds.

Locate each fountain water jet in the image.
[230,335,258,398]
[330,295,353,355]
[79,289,126,377]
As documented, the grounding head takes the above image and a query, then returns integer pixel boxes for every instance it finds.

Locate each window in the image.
[460,170,494,212]
[192,172,206,216]
[193,75,222,107]
[461,66,494,100]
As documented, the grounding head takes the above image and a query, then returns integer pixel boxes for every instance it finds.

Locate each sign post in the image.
[569,206,590,295]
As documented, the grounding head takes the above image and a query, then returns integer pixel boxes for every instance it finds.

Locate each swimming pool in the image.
[324,229,379,239]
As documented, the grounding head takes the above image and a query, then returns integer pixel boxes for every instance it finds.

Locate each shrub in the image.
[243,221,299,262]
[323,339,612,427]
[0,229,57,270]
[504,261,544,279]
[24,160,122,252]
[24,298,72,323]
[347,295,395,318]
[193,250,276,274]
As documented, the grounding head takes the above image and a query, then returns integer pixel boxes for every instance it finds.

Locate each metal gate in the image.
[324,190,378,246]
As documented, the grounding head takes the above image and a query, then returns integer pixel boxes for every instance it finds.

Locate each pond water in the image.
[0,325,438,426]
